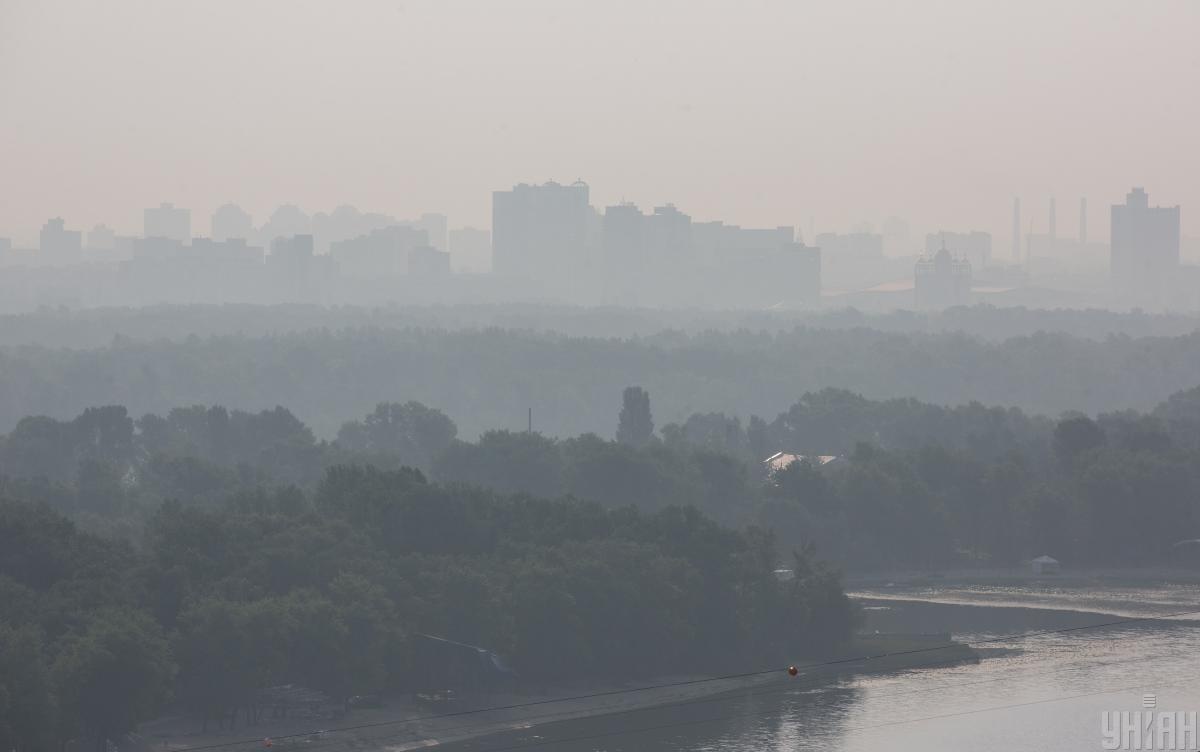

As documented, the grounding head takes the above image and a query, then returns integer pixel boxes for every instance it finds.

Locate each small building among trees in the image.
[1031,555,1060,575]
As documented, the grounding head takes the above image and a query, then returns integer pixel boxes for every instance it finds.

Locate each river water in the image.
[439,581,1200,751]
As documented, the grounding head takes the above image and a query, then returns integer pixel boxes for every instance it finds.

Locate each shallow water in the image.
[439,583,1200,751]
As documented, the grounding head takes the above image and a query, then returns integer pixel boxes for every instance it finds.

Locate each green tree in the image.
[52,609,175,752]
[616,386,654,447]
[0,624,56,752]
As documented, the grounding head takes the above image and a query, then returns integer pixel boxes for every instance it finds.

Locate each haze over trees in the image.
[8,309,1200,440]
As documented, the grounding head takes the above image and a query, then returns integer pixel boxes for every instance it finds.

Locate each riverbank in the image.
[141,635,976,752]
[846,566,1200,622]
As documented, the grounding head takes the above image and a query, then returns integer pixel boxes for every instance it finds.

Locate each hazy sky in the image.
[2,0,1197,249]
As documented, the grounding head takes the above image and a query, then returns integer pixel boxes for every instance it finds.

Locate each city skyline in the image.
[2,0,1198,246]
[0,184,1161,256]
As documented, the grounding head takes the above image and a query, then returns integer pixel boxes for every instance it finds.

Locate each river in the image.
[437,579,1200,751]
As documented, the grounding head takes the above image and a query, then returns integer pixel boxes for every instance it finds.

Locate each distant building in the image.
[188,237,264,265]
[211,203,254,242]
[269,233,314,264]
[331,225,428,277]
[408,245,451,276]
[412,213,449,252]
[144,203,191,242]
[602,203,647,283]
[914,247,972,308]
[260,205,312,249]
[268,234,332,301]
[39,218,83,263]
[763,452,844,474]
[645,204,692,268]
[775,243,822,302]
[448,226,492,272]
[132,236,183,260]
[925,231,991,270]
[691,221,794,265]
[492,180,590,282]
[0,237,10,254]
[1031,555,1060,575]
[1111,187,1180,299]
[86,224,116,251]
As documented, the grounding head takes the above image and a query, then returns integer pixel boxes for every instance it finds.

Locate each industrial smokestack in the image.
[1012,197,1021,262]
[1049,197,1057,242]
[1079,197,1087,245]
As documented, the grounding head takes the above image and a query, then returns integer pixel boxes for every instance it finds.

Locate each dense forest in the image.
[0,467,855,751]
[6,317,1200,439]
[3,384,1199,569]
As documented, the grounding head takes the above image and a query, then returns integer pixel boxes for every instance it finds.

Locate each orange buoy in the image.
[787,665,798,676]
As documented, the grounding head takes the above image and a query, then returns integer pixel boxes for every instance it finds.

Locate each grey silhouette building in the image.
[925,231,991,270]
[602,202,694,302]
[144,203,191,242]
[1111,187,1180,298]
[260,205,312,249]
[412,213,449,252]
[915,247,972,308]
[331,225,429,277]
[39,218,83,263]
[132,236,184,260]
[189,237,264,265]
[211,203,254,242]
[408,245,452,276]
[86,224,116,251]
[492,180,590,283]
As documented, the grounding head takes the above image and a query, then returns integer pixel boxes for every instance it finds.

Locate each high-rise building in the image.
[86,224,116,251]
[39,218,83,263]
[492,180,590,282]
[408,245,451,277]
[602,203,646,268]
[1110,187,1180,297]
[330,225,428,277]
[144,203,191,242]
[413,213,448,252]
[1048,197,1057,242]
[211,203,254,242]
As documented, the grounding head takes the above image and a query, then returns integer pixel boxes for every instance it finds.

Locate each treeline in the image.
[5,304,1200,350]
[5,385,1200,569]
[0,468,855,750]
[8,322,1200,439]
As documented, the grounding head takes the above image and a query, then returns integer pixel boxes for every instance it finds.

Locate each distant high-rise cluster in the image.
[3,183,1191,311]
[494,181,819,306]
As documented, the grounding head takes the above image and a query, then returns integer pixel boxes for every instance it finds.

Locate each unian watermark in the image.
[1101,695,1200,750]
